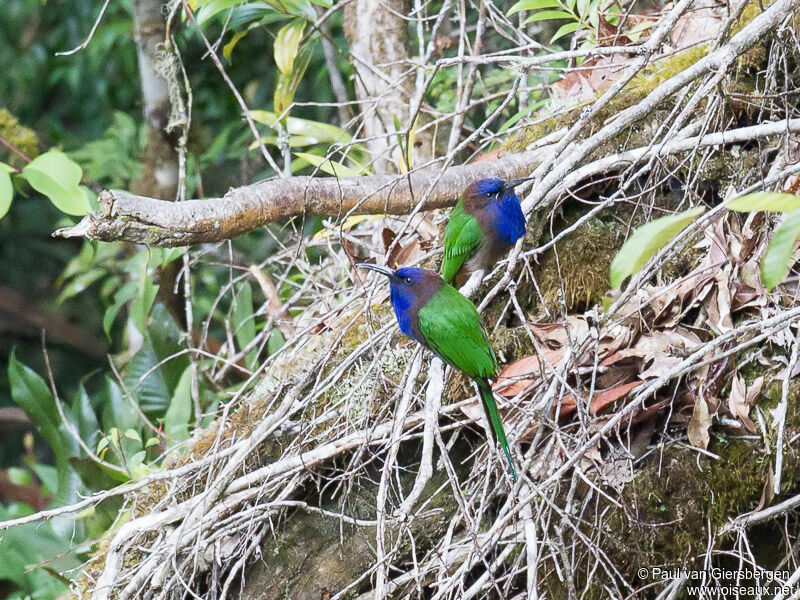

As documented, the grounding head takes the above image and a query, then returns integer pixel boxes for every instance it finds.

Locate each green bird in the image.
[357,263,517,482]
[441,177,533,287]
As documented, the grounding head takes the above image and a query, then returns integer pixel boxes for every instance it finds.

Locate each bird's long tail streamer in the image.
[476,379,517,482]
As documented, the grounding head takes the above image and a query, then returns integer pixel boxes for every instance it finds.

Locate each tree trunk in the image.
[343,0,433,173]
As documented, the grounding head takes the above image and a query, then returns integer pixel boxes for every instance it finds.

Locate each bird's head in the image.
[466,176,533,208]
[356,264,441,295]
[356,264,442,338]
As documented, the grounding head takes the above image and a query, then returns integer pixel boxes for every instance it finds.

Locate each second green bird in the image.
[441,177,533,286]
[358,263,517,482]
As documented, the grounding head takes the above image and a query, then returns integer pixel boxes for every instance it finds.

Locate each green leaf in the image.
[130,255,159,334]
[498,99,546,134]
[0,162,13,220]
[164,366,193,445]
[124,305,189,416]
[223,29,249,62]
[610,206,706,290]
[8,352,81,504]
[231,282,258,369]
[267,329,286,355]
[103,280,138,340]
[761,208,800,290]
[274,18,306,75]
[57,267,105,303]
[249,110,351,144]
[71,384,101,452]
[274,43,312,115]
[100,376,139,433]
[19,149,90,216]
[0,506,80,599]
[295,152,362,177]
[727,191,800,213]
[523,9,575,23]
[507,0,562,15]
[551,21,581,42]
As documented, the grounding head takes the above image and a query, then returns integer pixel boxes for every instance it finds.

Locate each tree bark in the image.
[343,0,434,173]
[53,148,542,246]
[132,0,179,201]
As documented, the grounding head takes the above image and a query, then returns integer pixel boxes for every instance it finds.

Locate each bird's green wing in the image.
[417,284,497,379]
[441,202,483,283]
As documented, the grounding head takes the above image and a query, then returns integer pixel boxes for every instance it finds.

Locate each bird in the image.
[441,177,533,287]
[357,263,517,482]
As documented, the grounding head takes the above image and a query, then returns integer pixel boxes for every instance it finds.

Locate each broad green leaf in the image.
[195,0,248,24]
[761,208,800,290]
[57,267,105,303]
[100,376,139,433]
[71,384,101,451]
[551,21,581,42]
[250,110,351,143]
[29,463,59,498]
[523,9,574,23]
[274,19,306,75]
[295,152,361,177]
[223,29,249,62]
[267,330,286,355]
[610,206,705,290]
[498,98,546,134]
[231,282,258,369]
[103,280,139,340]
[20,149,90,216]
[0,506,80,599]
[507,0,562,15]
[727,191,800,213]
[124,305,189,417]
[130,256,159,334]
[8,352,81,504]
[0,162,13,220]
[274,43,312,115]
[6,467,32,486]
[164,366,193,445]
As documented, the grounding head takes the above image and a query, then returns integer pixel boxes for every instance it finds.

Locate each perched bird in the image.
[441,177,533,287]
[357,263,517,482]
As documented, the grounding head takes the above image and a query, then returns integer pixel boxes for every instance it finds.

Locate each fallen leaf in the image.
[589,381,644,415]
[687,394,711,449]
[728,374,758,432]
[493,348,564,398]
[669,0,723,50]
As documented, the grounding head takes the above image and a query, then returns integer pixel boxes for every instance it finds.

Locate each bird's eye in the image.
[404,277,414,285]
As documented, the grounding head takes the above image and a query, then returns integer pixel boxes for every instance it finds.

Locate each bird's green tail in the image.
[476,379,517,482]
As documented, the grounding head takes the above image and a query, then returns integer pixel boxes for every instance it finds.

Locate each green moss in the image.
[0,108,39,167]
[534,219,623,314]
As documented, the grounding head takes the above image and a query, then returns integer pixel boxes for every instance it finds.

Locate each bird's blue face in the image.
[475,178,505,196]
[389,267,426,337]
[473,178,526,245]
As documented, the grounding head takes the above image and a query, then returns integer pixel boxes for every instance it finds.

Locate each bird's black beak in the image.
[505,176,535,191]
[356,263,396,279]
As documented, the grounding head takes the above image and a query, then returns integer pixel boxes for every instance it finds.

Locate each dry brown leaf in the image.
[493,348,564,398]
[687,395,711,449]
[558,380,643,417]
[589,381,644,415]
[728,374,760,432]
[669,0,723,50]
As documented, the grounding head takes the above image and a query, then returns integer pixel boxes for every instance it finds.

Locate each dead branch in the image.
[52,150,542,246]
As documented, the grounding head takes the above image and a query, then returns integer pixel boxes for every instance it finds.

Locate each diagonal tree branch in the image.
[52,149,543,246]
